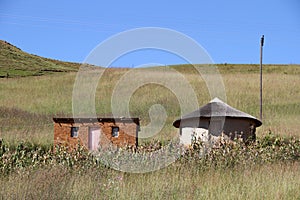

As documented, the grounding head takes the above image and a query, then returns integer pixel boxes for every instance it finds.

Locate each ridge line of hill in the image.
[0,40,83,77]
[1,40,299,78]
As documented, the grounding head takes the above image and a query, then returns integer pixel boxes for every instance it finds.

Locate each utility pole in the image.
[260,35,264,121]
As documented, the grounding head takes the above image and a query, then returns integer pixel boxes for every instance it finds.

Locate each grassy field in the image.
[0,64,299,145]
[0,41,299,199]
[1,162,299,199]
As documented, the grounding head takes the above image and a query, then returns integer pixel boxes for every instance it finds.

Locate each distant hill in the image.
[1,40,299,78]
[0,40,81,77]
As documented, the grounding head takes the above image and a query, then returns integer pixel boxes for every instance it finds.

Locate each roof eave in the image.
[53,117,140,125]
[173,116,262,128]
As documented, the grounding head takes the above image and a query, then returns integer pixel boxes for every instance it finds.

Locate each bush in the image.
[0,133,299,175]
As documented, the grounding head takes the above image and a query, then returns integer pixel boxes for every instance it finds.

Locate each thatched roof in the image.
[173,98,262,128]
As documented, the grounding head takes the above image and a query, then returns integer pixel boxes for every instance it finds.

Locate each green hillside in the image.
[1,39,299,78]
[0,40,81,77]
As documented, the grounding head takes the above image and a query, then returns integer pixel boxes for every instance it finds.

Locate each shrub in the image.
[0,133,299,175]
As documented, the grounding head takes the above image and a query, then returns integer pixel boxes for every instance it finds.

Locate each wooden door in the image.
[88,127,101,151]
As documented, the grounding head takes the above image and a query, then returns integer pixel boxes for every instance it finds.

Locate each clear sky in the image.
[0,0,299,66]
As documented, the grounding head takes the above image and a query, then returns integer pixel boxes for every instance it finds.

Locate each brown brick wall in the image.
[54,121,138,151]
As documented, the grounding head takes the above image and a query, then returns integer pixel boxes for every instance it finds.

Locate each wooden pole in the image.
[260,35,264,121]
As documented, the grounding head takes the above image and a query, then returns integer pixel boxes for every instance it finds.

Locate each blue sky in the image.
[0,0,299,66]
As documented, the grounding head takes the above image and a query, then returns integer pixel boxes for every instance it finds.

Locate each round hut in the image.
[173,98,262,145]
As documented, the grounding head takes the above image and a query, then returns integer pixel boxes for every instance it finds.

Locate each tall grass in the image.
[1,163,299,199]
[0,137,299,199]
[0,65,299,144]
[0,47,300,199]
[0,64,299,199]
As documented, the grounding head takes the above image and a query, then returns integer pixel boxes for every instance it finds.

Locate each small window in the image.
[71,127,79,138]
[112,127,119,137]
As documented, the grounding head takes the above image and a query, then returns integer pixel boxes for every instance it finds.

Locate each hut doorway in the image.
[88,127,101,151]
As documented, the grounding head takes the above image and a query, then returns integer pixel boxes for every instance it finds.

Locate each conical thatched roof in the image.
[173,98,262,128]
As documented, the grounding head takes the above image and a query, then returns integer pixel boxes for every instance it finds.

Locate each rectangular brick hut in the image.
[53,117,140,151]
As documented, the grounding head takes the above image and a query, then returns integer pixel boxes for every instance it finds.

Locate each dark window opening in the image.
[112,127,119,137]
[71,127,79,138]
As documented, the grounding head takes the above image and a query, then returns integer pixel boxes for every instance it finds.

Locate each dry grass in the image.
[0,65,299,145]
[1,162,299,199]
[1,46,299,199]
[118,162,300,199]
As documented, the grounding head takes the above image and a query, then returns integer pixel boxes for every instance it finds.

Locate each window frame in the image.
[112,126,119,138]
[71,127,79,138]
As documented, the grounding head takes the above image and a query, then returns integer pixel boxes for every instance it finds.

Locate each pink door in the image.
[88,127,101,151]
